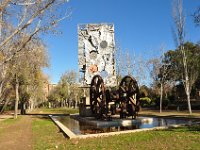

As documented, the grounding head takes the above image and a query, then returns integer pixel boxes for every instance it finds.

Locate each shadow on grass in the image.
[187,125,200,132]
[26,113,69,116]
[162,125,200,133]
[139,114,200,119]
[31,115,50,120]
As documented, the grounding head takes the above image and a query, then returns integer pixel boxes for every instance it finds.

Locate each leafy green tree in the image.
[140,85,149,98]
[20,91,30,115]
[163,42,200,107]
[164,42,200,88]
[47,89,61,108]
[47,70,79,108]
[6,36,49,118]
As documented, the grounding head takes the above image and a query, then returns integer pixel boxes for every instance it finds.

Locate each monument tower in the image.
[78,23,116,87]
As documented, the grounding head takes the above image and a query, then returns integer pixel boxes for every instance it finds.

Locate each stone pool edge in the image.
[49,115,77,139]
[49,115,185,139]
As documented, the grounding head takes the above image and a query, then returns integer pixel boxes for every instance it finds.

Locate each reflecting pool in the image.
[55,116,197,135]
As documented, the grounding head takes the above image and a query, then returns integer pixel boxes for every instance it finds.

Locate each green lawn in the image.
[0,116,21,125]
[32,116,200,150]
[29,107,79,115]
[1,108,200,150]
[139,109,200,118]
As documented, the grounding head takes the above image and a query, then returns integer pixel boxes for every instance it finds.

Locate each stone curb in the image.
[49,115,77,139]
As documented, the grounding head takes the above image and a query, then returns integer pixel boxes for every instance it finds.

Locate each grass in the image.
[1,108,200,149]
[32,116,200,150]
[29,107,79,115]
[30,108,200,149]
[1,116,21,124]
[32,116,62,150]
[139,109,200,118]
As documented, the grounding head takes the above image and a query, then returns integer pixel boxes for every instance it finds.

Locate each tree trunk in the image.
[185,76,192,114]
[31,101,34,110]
[160,83,163,113]
[48,102,51,108]
[29,98,35,111]
[14,76,19,119]
[0,98,9,114]
[0,11,2,41]
[182,46,192,114]
[20,102,26,115]
[173,0,192,114]
[63,99,66,107]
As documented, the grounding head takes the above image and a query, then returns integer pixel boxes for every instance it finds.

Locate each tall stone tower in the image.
[78,23,116,86]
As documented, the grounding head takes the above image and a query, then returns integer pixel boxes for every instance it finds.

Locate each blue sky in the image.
[44,0,200,84]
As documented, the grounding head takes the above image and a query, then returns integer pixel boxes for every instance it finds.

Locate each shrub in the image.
[140,97,152,107]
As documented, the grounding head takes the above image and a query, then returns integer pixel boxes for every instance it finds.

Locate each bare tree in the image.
[115,43,148,87]
[134,55,147,86]
[193,6,200,26]
[147,45,172,113]
[125,50,134,76]
[125,50,147,86]
[158,46,171,113]
[0,0,71,61]
[0,0,71,117]
[173,0,192,114]
[160,50,170,112]
[115,43,125,85]
[0,0,70,89]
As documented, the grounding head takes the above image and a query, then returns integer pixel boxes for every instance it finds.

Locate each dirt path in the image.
[0,116,32,150]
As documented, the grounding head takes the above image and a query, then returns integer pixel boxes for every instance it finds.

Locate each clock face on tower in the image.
[78,24,116,86]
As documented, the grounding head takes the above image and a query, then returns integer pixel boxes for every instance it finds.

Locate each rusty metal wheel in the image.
[119,75,140,118]
[90,75,106,118]
[119,76,139,98]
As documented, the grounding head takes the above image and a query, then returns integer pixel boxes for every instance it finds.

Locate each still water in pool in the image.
[56,116,195,135]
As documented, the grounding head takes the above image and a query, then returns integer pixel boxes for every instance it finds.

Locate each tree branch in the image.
[0,0,56,50]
